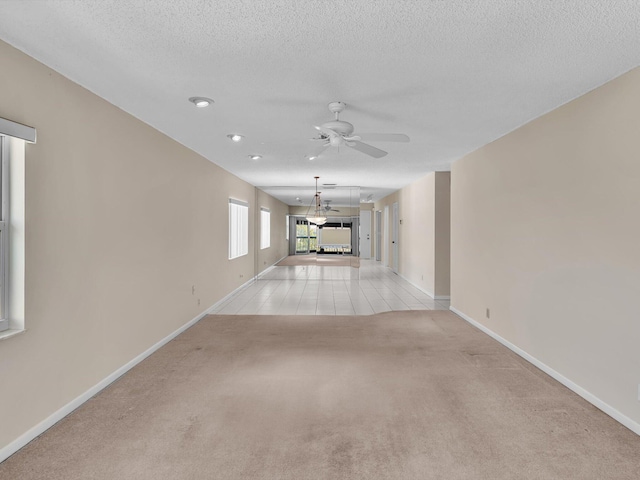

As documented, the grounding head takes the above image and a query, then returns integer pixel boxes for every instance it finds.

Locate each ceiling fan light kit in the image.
[307,102,410,160]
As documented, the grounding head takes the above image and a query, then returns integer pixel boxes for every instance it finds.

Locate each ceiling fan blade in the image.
[356,133,410,142]
[307,142,330,158]
[314,125,338,138]
[348,141,387,158]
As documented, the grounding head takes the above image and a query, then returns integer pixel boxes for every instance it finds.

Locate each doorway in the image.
[359,210,371,259]
[392,202,399,273]
[375,210,381,261]
[383,206,389,267]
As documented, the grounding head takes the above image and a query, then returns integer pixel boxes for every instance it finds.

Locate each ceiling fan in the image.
[322,200,340,213]
[308,102,409,159]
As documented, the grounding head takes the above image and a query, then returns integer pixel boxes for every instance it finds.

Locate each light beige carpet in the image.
[1,311,639,479]
[277,254,360,268]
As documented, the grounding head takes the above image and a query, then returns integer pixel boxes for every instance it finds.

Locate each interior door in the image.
[375,210,382,261]
[392,202,399,273]
[359,211,371,259]
[383,206,389,267]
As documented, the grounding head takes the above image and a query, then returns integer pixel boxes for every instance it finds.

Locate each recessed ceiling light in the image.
[227,134,244,142]
[308,155,317,161]
[188,96,214,108]
[249,155,262,160]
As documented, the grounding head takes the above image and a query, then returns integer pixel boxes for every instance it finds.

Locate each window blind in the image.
[229,199,249,259]
[260,208,270,249]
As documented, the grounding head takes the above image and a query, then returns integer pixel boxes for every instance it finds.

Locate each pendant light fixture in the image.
[305,176,327,226]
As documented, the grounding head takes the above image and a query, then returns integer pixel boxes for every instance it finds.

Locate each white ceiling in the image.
[1,1,639,206]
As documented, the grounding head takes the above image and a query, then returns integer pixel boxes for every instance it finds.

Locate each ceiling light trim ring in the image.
[188,96,214,107]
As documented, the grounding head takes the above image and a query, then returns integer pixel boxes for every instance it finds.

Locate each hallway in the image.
[211,259,451,316]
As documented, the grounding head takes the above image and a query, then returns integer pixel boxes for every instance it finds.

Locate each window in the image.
[0,116,31,337]
[229,199,249,259]
[295,220,317,254]
[260,208,270,250]
[0,137,8,332]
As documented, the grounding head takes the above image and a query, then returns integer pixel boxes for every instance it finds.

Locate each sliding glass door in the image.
[295,220,317,254]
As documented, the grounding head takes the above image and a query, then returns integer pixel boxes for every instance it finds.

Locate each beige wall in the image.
[451,67,640,428]
[375,172,450,298]
[0,40,287,451]
[434,173,451,297]
[320,227,351,245]
[402,175,436,293]
[359,203,374,256]
[374,191,399,269]
[256,189,288,273]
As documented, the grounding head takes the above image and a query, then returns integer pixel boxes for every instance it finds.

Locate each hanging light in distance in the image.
[305,176,327,226]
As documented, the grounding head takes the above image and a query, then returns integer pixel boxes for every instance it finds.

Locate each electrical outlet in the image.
[191,285,195,295]
[197,298,201,306]
[486,308,490,319]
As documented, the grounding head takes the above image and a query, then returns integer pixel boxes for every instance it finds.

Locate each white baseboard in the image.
[0,268,283,464]
[397,273,450,302]
[449,306,640,437]
[205,256,286,314]
[397,273,435,299]
[256,255,287,280]
[0,302,220,463]
[205,278,256,314]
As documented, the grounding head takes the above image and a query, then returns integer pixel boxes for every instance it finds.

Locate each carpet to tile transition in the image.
[1,311,639,479]
[276,254,360,268]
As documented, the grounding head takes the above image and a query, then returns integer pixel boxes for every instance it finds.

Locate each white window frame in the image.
[260,207,270,250]
[0,137,9,332]
[0,116,31,338]
[228,199,249,260]
[285,214,289,241]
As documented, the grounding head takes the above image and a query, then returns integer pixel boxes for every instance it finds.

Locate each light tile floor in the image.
[211,259,451,316]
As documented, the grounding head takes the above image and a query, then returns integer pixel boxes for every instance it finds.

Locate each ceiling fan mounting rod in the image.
[328,101,346,120]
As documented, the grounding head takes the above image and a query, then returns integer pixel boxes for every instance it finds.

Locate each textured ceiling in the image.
[1,0,639,205]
